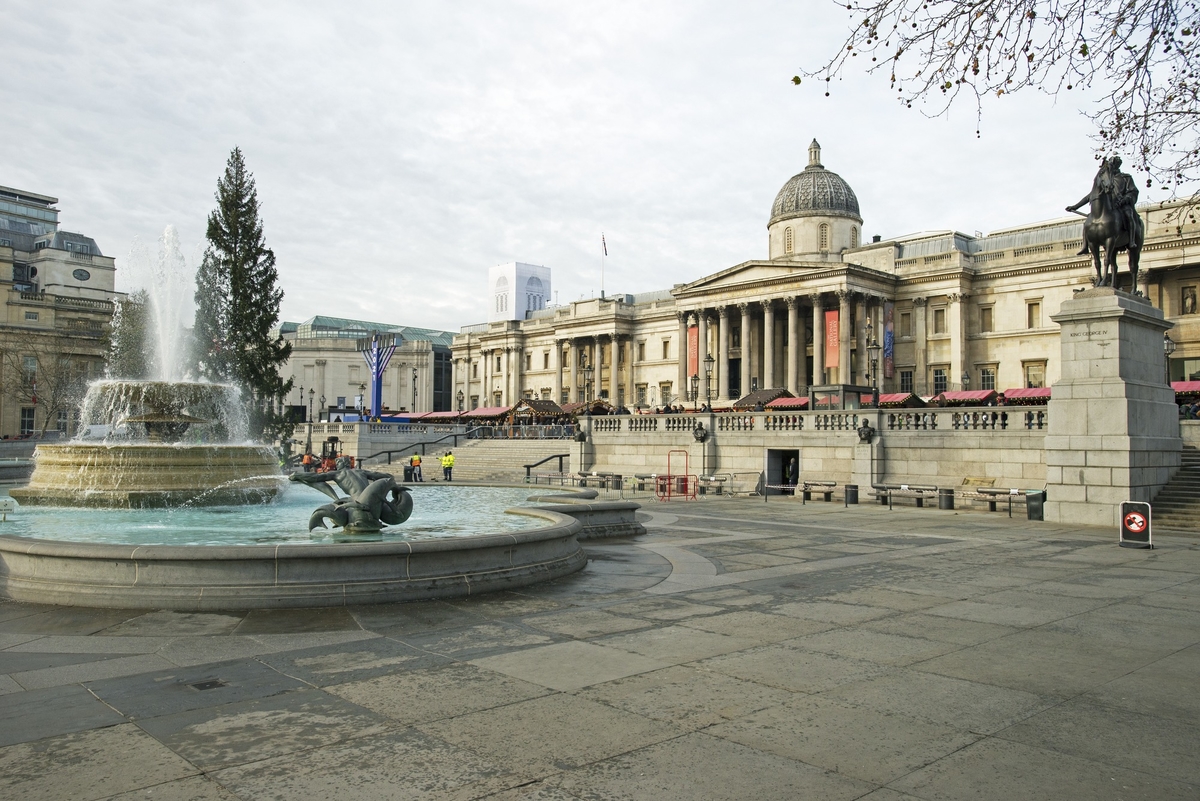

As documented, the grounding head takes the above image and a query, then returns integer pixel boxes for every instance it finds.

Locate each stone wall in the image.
[581,407,1049,490]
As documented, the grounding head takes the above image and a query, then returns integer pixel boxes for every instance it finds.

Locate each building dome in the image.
[769,140,861,226]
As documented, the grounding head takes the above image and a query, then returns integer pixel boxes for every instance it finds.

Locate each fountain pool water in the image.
[2,485,540,546]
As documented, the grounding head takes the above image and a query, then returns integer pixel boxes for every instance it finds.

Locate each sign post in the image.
[1119,501,1153,549]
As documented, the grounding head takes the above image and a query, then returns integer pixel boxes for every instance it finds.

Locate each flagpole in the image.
[601,232,606,299]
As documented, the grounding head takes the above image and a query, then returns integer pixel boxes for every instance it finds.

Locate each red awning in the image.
[938,390,997,402]
[463,405,511,417]
[1001,387,1052,399]
[415,411,463,419]
[765,396,809,409]
[1172,381,1200,394]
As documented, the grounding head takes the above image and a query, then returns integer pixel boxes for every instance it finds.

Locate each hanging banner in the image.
[824,310,840,368]
[883,301,895,379]
[687,324,699,377]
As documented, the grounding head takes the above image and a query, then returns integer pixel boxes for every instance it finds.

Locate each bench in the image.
[871,483,940,508]
[957,486,1035,516]
[800,480,837,503]
[698,474,730,495]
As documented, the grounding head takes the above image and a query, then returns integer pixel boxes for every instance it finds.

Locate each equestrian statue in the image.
[1066,156,1145,292]
[290,467,413,533]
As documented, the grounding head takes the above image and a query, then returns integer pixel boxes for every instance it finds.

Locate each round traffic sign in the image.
[1124,512,1148,533]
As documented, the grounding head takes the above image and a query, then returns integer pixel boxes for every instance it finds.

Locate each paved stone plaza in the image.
[1,500,1198,800]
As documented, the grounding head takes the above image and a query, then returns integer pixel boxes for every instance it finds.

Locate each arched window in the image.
[784,227,794,254]
[851,226,859,248]
[494,275,509,314]
[819,223,829,251]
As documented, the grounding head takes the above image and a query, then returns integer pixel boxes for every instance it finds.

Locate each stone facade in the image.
[451,143,1200,409]
[0,186,116,438]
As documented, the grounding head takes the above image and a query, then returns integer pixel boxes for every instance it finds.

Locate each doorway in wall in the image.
[764,448,800,495]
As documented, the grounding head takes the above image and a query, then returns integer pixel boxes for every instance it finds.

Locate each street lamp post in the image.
[582,362,594,403]
[358,383,366,418]
[689,373,699,411]
[456,389,464,411]
[319,395,326,422]
[703,353,715,409]
[412,367,418,412]
[307,388,314,423]
[1165,332,1177,384]
[867,336,882,408]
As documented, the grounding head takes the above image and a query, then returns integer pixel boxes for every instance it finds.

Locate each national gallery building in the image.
[450,141,1200,409]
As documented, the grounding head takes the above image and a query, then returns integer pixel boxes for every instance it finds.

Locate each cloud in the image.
[0,0,1166,333]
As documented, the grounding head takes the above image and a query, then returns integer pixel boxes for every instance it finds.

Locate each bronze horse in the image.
[1069,158,1144,292]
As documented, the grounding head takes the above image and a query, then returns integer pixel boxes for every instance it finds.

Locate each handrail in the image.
[360,427,483,464]
[524,453,570,481]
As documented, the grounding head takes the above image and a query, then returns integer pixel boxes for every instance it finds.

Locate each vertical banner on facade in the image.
[883,301,895,379]
[687,324,699,377]
[824,310,840,369]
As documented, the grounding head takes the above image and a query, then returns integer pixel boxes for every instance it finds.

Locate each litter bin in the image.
[1026,490,1045,521]
[845,484,859,505]
[403,466,414,482]
[938,487,955,510]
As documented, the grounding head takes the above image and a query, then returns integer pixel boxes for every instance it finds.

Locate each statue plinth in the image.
[1043,288,1181,526]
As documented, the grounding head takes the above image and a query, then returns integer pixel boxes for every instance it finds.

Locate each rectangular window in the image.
[1024,362,1046,388]
[933,368,948,394]
[636,384,647,406]
[20,407,35,436]
[472,362,478,378]
[525,353,531,370]
[543,352,549,370]
[471,395,479,409]
[495,355,501,372]
[900,370,913,393]
[637,342,645,362]
[57,409,68,433]
[24,311,38,321]
[980,367,996,391]
[348,365,360,382]
[662,340,670,360]
[980,306,994,333]
[933,308,947,334]
[561,389,569,405]
[732,327,741,348]
[21,356,36,385]
[899,312,912,338]
[660,382,673,405]
[1027,301,1041,329]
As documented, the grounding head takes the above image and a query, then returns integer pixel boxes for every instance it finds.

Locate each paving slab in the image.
[786,627,962,667]
[258,636,451,686]
[577,664,794,730]
[471,639,668,691]
[547,731,874,800]
[698,643,894,694]
[519,607,655,639]
[706,693,980,784]
[0,724,198,801]
[0,684,125,746]
[396,621,559,660]
[417,693,684,775]
[328,662,552,725]
[136,688,392,770]
[233,606,362,634]
[85,658,308,720]
[102,610,244,637]
[593,624,760,664]
[212,727,525,801]
[105,775,242,800]
[889,736,1198,800]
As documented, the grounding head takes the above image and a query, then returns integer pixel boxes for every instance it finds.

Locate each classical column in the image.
[500,346,509,406]
[760,301,774,389]
[482,348,491,404]
[676,311,688,404]
[718,306,731,401]
[810,294,824,385]
[739,302,752,399]
[950,293,968,389]
[838,290,852,384]
[552,339,563,404]
[697,311,710,402]
[608,335,619,404]
[786,297,799,394]
[913,297,928,394]
[855,293,868,384]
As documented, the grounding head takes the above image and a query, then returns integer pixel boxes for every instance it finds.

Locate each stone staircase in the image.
[1152,445,1200,532]
[379,439,573,484]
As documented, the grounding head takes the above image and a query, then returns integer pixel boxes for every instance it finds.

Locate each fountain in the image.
[0,226,641,610]
[11,228,280,508]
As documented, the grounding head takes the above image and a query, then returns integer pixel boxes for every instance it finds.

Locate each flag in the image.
[602,233,607,256]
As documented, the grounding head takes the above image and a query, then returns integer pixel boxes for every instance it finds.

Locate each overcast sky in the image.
[0,1,1175,333]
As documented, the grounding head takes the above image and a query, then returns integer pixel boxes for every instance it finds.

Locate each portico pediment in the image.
[673,259,842,299]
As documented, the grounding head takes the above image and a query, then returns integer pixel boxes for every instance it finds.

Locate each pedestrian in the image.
[442,450,454,481]
[301,452,314,472]
[409,452,423,481]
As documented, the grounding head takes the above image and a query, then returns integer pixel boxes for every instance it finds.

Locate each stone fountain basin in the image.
[0,507,588,610]
[11,442,282,508]
[0,490,646,610]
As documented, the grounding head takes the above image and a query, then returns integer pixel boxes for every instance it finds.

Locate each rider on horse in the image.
[1068,156,1144,256]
